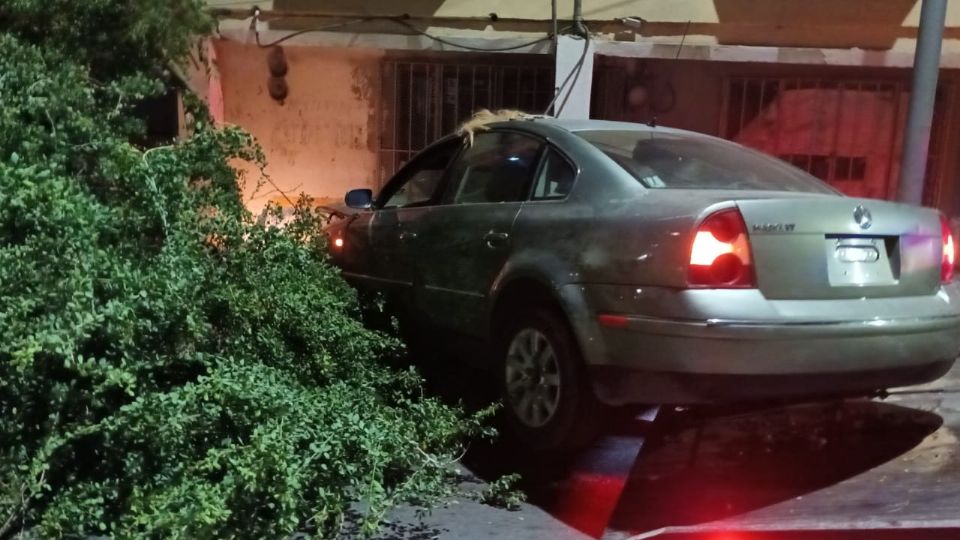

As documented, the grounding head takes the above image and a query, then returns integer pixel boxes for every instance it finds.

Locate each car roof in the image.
[483,116,700,138]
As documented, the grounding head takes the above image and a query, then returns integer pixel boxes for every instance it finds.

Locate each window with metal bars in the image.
[378,57,554,185]
[722,77,950,204]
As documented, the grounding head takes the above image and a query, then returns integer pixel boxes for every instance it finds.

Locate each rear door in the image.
[410,131,545,334]
[737,197,943,299]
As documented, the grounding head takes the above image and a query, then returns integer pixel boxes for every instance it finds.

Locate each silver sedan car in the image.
[327,118,960,450]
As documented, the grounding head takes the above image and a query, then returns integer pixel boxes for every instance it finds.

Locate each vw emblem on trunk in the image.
[853,205,872,230]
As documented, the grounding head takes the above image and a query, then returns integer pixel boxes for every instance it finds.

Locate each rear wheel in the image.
[497,306,603,451]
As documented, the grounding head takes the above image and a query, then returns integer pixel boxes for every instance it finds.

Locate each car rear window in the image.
[576,130,837,193]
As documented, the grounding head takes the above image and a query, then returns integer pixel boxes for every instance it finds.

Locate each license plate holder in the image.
[824,236,897,286]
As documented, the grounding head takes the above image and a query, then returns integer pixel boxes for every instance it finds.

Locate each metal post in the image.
[573,0,586,36]
[897,0,948,205]
[553,35,595,119]
[551,0,558,42]
[550,0,559,114]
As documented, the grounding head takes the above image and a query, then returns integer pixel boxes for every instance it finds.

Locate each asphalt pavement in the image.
[370,362,960,539]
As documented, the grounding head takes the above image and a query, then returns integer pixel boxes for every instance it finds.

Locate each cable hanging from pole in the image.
[544,23,591,117]
[246,6,555,52]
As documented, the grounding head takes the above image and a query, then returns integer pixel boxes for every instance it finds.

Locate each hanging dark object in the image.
[268,76,288,103]
[267,46,288,77]
[266,45,289,103]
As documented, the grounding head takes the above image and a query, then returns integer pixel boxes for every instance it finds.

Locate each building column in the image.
[553,35,595,119]
[897,0,948,205]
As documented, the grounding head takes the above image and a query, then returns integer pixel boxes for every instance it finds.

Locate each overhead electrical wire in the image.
[673,20,692,62]
[208,0,267,6]
[248,10,553,52]
[384,17,553,52]
[254,19,367,48]
[645,19,690,126]
[544,24,591,117]
[237,8,594,117]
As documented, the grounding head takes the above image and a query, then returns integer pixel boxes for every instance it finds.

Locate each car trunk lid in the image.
[735,197,942,299]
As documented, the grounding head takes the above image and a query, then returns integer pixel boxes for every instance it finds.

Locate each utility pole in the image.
[897,0,948,205]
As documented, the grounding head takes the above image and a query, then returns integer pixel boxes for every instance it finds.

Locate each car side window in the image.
[531,148,576,200]
[442,132,543,204]
[379,140,461,209]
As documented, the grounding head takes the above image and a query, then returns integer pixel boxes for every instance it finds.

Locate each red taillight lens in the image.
[941,214,954,283]
[689,208,756,288]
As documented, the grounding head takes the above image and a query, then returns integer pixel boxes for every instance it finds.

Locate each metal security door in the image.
[722,77,951,205]
[379,57,553,184]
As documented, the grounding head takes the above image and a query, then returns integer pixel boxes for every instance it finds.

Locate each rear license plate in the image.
[824,237,897,286]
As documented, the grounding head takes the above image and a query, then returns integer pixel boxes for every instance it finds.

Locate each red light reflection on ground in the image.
[548,471,629,537]
[531,432,649,538]
[649,530,960,540]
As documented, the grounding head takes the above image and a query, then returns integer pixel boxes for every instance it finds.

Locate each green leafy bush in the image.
[0,3,484,538]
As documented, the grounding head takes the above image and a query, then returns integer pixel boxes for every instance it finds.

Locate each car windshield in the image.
[576,130,837,193]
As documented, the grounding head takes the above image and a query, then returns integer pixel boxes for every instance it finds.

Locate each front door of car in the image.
[352,139,463,293]
[409,131,545,335]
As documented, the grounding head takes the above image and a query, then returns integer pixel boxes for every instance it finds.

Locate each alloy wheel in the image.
[505,328,562,427]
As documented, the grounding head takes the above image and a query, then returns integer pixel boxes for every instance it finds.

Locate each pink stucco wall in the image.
[213,39,383,212]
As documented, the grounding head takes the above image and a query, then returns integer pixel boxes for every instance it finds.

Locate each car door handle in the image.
[399,231,418,242]
[483,231,510,249]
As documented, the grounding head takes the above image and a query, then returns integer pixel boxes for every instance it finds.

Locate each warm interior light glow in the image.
[333,237,344,249]
[690,230,734,266]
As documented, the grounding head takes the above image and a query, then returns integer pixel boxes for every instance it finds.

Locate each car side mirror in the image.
[345,188,373,209]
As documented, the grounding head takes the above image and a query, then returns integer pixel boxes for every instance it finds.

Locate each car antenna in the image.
[647,19,690,128]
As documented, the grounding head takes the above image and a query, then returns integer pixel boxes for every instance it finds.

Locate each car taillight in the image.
[941,214,954,283]
[688,208,756,288]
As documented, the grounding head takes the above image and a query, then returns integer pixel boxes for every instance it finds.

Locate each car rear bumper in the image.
[558,284,960,406]
[589,314,960,405]
[599,311,960,372]
[589,359,955,405]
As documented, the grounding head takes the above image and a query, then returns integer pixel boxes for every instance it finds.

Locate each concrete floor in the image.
[604,369,960,539]
[588,363,960,539]
[374,362,960,539]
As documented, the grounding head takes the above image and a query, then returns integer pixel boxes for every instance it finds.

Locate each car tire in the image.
[497,306,603,451]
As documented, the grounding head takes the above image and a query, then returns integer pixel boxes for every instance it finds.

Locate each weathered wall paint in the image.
[214,40,384,213]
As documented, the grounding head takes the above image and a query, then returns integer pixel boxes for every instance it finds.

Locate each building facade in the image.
[200,0,960,216]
